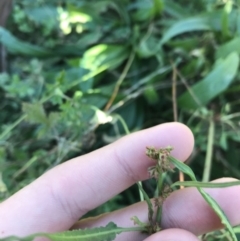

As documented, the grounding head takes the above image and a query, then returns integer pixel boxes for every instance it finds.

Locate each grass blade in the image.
[172,180,240,188]
[169,156,237,241]
[137,182,154,223]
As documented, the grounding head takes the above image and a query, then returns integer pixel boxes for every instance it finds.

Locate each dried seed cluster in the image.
[136,146,175,235]
[154,185,173,207]
[146,146,174,177]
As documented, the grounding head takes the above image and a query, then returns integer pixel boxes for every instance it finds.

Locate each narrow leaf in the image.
[45,222,120,241]
[197,189,237,241]
[163,0,189,19]
[169,156,196,181]
[172,180,240,188]
[136,182,154,221]
[0,223,146,241]
[169,156,237,241]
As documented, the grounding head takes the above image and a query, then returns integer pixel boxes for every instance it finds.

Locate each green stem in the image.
[156,169,163,224]
[202,118,215,182]
[105,51,135,111]
[0,226,148,241]
[0,115,26,141]
[0,91,56,142]
[114,114,130,135]
[115,114,144,202]
[156,205,162,226]
[157,171,163,196]
[137,181,145,202]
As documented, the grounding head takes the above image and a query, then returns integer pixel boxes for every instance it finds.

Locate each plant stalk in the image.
[104,51,135,111]
[202,118,215,182]
[115,114,144,202]
[156,170,163,224]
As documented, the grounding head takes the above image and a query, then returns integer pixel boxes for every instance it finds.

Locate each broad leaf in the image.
[163,0,189,19]
[22,103,47,125]
[160,16,211,45]
[0,27,83,57]
[178,52,239,110]
[0,27,49,57]
[216,37,240,59]
[80,44,128,81]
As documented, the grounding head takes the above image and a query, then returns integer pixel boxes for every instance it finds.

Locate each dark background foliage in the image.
[1,0,240,224]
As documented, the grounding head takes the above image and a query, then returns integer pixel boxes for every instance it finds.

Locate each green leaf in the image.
[169,156,196,180]
[0,222,146,241]
[221,1,233,38]
[160,16,211,45]
[169,156,238,241]
[137,36,159,58]
[216,37,240,59]
[0,27,84,57]
[172,180,240,188]
[178,52,239,110]
[22,103,47,125]
[25,6,58,26]
[45,222,121,241]
[197,189,237,241]
[131,0,153,22]
[163,0,189,19]
[80,44,128,81]
[0,27,49,57]
[48,112,61,128]
[152,0,164,17]
[125,65,172,94]
[143,85,159,104]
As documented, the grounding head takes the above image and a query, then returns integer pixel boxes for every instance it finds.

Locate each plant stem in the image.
[156,205,162,226]
[0,115,26,141]
[156,170,163,224]
[137,182,145,202]
[104,51,135,111]
[0,226,149,241]
[115,114,144,202]
[203,118,215,182]
[156,171,163,196]
[114,114,130,135]
[171,61,184,188]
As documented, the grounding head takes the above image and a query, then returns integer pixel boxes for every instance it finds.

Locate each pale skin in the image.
[0,122,240,241]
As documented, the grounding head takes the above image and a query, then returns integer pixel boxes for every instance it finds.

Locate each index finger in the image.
[0,122,194,237]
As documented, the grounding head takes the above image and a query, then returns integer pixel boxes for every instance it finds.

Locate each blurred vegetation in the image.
[1,0,240,226]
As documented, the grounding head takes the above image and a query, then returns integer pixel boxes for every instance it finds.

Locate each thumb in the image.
[143,229,199,241]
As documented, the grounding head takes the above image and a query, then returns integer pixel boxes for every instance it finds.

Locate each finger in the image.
[73,178,240,240]
[0,123,194,236]
[143,229,199,241]
[161,177,240,235]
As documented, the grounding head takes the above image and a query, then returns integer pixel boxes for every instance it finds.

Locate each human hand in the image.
[0,122,239,241]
